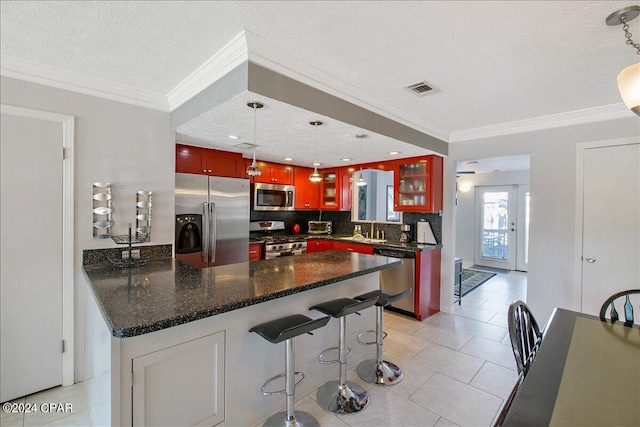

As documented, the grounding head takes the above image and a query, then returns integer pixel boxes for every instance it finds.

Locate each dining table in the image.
[502,307,639,426]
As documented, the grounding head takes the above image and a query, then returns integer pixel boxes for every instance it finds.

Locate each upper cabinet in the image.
[252,161,294,185]
[394,155,443,213]
[176,144,244,178]
[320,170,339,210]
[294,167,320,209]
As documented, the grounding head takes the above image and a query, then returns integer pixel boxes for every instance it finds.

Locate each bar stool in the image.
[354,289,412,386]
[250,313,331,427]
[309,296,378,414]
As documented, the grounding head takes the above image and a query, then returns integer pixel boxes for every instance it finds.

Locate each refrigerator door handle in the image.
[210,202,217,263]
[202,202,210,262]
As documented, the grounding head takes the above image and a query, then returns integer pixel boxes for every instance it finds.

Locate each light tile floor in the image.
[1,271,525,427]
[258,270,527,427]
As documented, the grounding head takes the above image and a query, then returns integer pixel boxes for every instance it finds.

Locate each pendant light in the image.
[309,121,323,182]
[246,102,263,177]
[356,134,367,187]
[606,6,640,116]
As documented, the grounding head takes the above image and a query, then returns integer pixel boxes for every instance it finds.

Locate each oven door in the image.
[253,183,295,211]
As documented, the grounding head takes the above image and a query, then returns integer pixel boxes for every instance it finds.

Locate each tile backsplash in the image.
[250,210,442,244]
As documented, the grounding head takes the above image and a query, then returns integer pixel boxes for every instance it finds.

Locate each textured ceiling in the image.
[1,1,637,168]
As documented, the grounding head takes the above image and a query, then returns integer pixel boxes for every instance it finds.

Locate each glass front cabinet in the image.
[320,170,339,209]
[394,155,443,213]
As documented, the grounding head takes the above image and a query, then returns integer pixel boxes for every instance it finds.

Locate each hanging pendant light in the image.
[246,102,263,176]
[356,134,367,187]
[606,6,640,116]
[309,121,323,182]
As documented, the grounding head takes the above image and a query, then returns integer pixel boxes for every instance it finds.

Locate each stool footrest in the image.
[357,330,388,346]
[261,371,305,396]
[318,346,351,364]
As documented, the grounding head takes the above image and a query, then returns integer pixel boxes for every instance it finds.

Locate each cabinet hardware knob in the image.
[585,256,596,263]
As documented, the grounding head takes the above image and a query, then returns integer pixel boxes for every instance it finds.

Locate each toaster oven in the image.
[308,221,332,234]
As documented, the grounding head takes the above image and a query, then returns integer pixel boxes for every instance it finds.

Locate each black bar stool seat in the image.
[354,289,412,386]
[309,296,378,414]
[250,314,331,344]
[250,314,330,427]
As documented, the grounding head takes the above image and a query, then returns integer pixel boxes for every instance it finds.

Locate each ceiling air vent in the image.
[405,81,435,96]
[233,142,258,149]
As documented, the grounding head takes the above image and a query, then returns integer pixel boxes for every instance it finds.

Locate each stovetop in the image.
[250,234,306,244]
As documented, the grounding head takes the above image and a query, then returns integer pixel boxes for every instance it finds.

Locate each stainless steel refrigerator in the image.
[175,173,249,268]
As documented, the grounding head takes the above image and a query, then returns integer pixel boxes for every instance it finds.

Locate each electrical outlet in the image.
[121,249,141,259]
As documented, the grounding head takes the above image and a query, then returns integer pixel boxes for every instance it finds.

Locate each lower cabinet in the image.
[307,239,332,253]
[249,243,263,261]
[132,331,225,426]
[331,241,374,255]
[415,248,441,321]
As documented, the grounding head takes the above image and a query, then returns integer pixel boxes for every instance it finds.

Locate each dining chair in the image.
[599,289,640,327]
[508,300,543,376]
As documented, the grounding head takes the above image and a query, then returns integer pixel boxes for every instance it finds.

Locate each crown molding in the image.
[449,103,635,142]
[167,31,249,110]
[243,31,451,142]
[0,54,169,111]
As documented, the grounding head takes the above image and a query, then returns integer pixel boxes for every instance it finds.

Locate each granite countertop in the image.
[249,233,441,251]
[303,234,441,251]
[83,251,400,339]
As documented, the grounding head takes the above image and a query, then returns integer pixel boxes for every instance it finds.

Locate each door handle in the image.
[585,256,596,263]
[210,202,216,263]
[202,202,209,262]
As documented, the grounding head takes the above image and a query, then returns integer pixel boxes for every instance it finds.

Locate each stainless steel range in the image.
[264,236,307,259]
[249,221,307,259]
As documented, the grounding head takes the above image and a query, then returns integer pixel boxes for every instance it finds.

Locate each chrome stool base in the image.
[356,358,403,386]
[316,380,369,414]
[262,410,320,427]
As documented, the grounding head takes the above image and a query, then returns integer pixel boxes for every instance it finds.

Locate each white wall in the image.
[441,116,640,324]
[455,170,529,268]
[0,76,175,381]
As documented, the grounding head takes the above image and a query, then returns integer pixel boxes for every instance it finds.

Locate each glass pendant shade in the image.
[617,63,640,116]
[246,150,262,176]
[309,165,322,182]
[356,171,367,187]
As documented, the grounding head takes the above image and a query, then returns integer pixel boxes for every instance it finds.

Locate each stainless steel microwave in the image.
[253,183,295,211]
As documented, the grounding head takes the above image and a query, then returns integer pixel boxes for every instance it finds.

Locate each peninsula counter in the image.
[83,251,400,426]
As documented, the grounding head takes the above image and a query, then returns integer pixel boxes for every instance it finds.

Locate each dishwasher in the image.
[374,247,416,315]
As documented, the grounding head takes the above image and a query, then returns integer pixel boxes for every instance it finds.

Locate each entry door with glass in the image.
[474,186,525,271]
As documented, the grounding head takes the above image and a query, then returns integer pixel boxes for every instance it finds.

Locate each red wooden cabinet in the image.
[176,144,244,178]
[252,161,294,185]
[415,248,441,321]
[249,243,263,261]
[331,241,374,255]
[320,170,339,210]
[307,239,332,253]
[294,167,320,209]
[394,155,443,213]
[338,167,356,212]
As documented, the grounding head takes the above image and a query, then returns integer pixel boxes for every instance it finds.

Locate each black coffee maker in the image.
[400,224,411,242]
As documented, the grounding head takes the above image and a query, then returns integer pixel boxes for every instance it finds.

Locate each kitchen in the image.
[1,2,639,426]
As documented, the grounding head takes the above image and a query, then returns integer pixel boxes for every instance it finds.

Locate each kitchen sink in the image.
[339,236,387,244]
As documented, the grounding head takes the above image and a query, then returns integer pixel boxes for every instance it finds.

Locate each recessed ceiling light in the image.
[284,157,293,161]
[341,158,351,161]
[312,162,321,166]
[228,135,239,139]
[389,151,400,155]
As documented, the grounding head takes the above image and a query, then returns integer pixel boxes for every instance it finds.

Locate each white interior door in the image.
[1,112,64,402]
[580,143,640,316]
[474,186,517,270]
